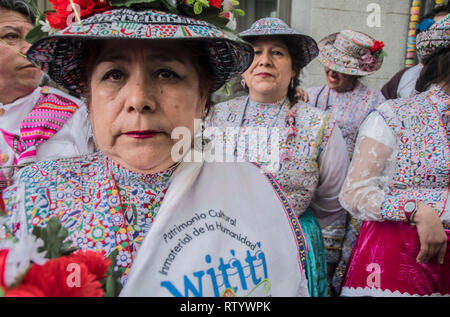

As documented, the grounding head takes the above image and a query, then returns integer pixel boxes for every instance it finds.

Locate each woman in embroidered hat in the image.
[1,1,311,297]
[0,0,94,198]
[206,17,349,297]
[339,14,450,297]
[305,30,386,296]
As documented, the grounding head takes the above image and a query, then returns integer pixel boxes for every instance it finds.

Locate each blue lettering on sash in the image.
[160,271,205,297]
[160,249,268,297]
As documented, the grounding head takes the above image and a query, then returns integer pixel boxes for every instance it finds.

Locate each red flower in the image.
[209,0,222,8]
[68,250,111,281]
[4,284,45,297]
[0,194,5,216]
[371,40,385,54]
[47,0,112,29]
[0,249,9,289]
[21,257,104,297]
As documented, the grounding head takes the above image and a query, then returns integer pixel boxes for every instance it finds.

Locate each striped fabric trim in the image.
[1,89,79,165]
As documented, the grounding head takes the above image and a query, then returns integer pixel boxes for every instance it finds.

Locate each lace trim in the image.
[341,286,450,297]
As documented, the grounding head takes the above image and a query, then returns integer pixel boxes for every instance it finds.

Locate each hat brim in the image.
[26,8,254,95]
[416,28,450,62]
[241,33,319,68]
[317,32,382,76]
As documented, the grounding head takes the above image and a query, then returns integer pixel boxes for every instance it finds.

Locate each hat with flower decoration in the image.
[239,17,319,68]
[24,0,253,95]
[416,13,450,62]
[317,30,385,76]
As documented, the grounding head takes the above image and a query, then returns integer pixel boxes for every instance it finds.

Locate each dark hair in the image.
[415,46,450,92]
[0,0,35,24]
[281,36,305,105]
[80,39,214,115]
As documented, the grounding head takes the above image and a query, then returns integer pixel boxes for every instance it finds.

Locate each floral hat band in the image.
[24,1,253,95]
[416,14,450,62]
[317,30,385,76]
[239,17,319,68]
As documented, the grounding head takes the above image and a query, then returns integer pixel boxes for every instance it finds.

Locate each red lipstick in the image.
[125,130,160,139]
[257,72,273,78]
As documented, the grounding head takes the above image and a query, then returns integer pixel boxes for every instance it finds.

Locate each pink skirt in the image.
[341,221,450,297]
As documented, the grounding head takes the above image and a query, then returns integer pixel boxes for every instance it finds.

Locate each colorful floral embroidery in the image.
[207,96,334,216]
[307,82,386,159]
[377,84,450,220]
[3,151,175,285]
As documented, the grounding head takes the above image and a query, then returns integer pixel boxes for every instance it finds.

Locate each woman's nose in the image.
[257,50,273,67]
[125,76,156,113]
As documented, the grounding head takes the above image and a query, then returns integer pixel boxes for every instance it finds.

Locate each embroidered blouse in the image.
[206,96,349,227]
[1,151,176,284]
[307,81,386,159]
[339,84,450,224]
[0,86,94,191]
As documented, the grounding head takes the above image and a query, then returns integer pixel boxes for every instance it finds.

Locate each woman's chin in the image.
[107,150,174,174]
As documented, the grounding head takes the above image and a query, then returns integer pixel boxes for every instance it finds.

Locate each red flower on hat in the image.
[209,0,222,8]
[370,40,385,54]
[47,0,112,29]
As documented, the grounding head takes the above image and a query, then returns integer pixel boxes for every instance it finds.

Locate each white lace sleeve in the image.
[339,111,398,221]
[310,126,349,228]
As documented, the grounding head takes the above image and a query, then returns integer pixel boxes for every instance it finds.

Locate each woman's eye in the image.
[2,33,20,43]
[254,50,262,55]
[4,33,19,40]
[272,50,283,56]
[102,69,124,81]
[155,69,180,79]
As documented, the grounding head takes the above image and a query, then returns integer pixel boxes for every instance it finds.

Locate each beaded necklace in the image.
[234,96,289,157]
[103,156,176,277]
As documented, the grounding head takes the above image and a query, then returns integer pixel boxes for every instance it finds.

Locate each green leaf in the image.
[187,0,196,5]
[25,25,48,44]
[193,2,203,14]
[109,0,161,8]
[198,0,210,7]
[23,0,43,23]
[31,216,77,259]
[233,8,245,16]
[101,249,123,297]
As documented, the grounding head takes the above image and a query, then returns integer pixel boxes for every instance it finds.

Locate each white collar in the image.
[0,87,41,112]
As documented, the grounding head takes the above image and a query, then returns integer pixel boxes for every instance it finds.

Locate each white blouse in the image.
[0,86,95,187]
[339,94,450,224]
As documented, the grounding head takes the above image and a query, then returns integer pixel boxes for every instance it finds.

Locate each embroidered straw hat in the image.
[416,13,450,62]
[239,17,319,68]
[317,30,385,76]
[25,1,254,96]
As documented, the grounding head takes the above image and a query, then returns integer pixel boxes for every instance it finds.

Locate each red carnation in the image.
[47,0,112,29]
[0,249,9,289]
[4,284,45,297]
[209,0,222,8]
[371,40,385,54]
[0,194,5,216]
[21,257,104,297]
[68,250,111,281]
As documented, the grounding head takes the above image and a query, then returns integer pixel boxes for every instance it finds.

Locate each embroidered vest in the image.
[208,96,334,215]
[377,90,450,216]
